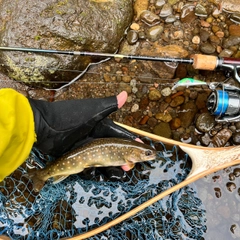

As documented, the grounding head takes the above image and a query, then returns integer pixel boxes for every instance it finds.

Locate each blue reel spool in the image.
[212,90,229,116]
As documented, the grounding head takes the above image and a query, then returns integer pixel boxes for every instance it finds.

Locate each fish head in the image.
[125,147,157,164]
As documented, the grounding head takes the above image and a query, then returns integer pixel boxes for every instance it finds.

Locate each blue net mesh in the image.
[0,140,206,239]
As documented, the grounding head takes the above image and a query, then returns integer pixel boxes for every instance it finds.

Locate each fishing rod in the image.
[0,46,240,82]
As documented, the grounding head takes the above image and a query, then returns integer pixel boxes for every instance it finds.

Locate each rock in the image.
[195,4,208,18]
[131,103,139,113]
[200,29,210,42]
[159,3,172,18]
[155,0,165,9]
[196,92,209,110]
[223,36,240,49]
[170,95,185,107]
[146,25,164,42]
[0,0,132,86]
[180,4,196,23]
[140,10,160,25]
[148,89,161,101]
[222,0,240,13]
[196,112,215,133]
[200,42,216,54]
[179,101,197,128]
[155,112,172,122]
[212,128,232,147]
[161,87,172,97]
[229,25,240,37]
[126,30,139,45]
[170,118,181,130]
[153,122,172,138]
[139,43,188,80]
[232,132,240,144]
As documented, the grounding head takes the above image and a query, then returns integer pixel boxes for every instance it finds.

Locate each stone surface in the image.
[0,0,132,86]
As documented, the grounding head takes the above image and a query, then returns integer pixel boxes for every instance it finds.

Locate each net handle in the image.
[61,123,240,240]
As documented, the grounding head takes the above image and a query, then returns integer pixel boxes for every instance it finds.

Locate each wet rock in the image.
[141,10,161,25]
[153,122,172,138]
[219,49,234,57]
[180,4,196,23]
[175,64,188,79]
[200,133,212,146]
[0,0,132,86]
[196,112,215,133]
[195,4,208,18]
[230,13,240,24]
[155,112,172,122]
[159,3,172,18]
[146,25,164,41]
[148,89,161,101]
[126,30,139,45]
[200,42,216,54]
[165,15,177,23]
[168,0,180,5]
[131,103,139,113]
[229,25,240,37]
[134,0,149,20]
[170,95,185,107]
[161,87,172,97]
[212,128,232,147]
[223,36,240,49]
[192,36,201,44]
[179,101,197,128]
[155,0,165,9]
[200,29,210,42]
[232,132,240,144]
[147,117,158,128]
[170,117,181,130]
[222,0,240,14]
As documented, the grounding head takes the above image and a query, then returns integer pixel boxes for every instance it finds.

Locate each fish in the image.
[25,138,157,192]
[172,78,207,90]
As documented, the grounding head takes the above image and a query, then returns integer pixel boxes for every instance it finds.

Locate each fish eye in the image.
[145,150,153,156]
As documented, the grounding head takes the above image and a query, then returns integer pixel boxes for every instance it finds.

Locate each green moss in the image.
[34,35,42,41]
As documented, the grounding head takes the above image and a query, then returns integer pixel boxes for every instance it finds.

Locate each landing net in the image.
[0,139,206,239]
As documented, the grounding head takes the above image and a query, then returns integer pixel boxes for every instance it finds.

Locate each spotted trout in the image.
[26,138,157,192]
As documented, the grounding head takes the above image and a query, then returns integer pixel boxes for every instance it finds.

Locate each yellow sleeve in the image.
[0,88,36,181]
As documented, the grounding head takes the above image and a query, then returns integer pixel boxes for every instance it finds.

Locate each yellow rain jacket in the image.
[0,88,36,181]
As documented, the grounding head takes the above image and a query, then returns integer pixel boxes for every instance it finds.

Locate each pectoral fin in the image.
[121,162,135,171]
[52,175,69,184]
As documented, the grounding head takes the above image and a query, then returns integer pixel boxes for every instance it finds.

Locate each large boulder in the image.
[0,0,133,87]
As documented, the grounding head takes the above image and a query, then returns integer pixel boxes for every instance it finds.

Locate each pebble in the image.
[212,128,232,147]
[130,23,140,31]
[161,87,172,97]
[179,101,197,128]
[170,95,184,107]
[134,0,149,19]
[153,122,172,138]
[192,35,200,44]
[131,103,139,112]
[159,3,172,18]
[126,30,139,45]
[155,112,172,122]
[140,10,161,25]
[148,89,161,101]
[196,113,215,133]
[145,25,164,41]
[200,42,216,54]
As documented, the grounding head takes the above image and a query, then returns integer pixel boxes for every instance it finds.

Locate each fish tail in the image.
[24,169,46,192]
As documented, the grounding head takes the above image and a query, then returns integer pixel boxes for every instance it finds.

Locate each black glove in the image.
[28,95,138,157]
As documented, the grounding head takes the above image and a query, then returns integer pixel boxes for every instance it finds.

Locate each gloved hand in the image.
[28,91,139,179]
[29,91,138,156]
